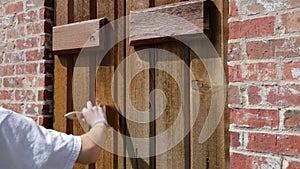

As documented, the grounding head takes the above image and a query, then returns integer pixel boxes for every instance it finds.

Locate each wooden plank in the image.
[53,18,107,53]
[53,55,68,132]
[129,1,204,46]
[126,46,152,169]
[53,0,69,132]
[190,50,211,169]
[126,1,152,169]
[155,42,189,169]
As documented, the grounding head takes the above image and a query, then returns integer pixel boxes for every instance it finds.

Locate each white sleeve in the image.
[0,108,82,169]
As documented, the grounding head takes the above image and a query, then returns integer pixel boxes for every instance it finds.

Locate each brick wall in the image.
[0,0,53,128]
[228,0,300,168]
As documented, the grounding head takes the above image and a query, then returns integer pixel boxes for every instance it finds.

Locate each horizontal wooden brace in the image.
[129,0,204,46]
[53,18,108,53]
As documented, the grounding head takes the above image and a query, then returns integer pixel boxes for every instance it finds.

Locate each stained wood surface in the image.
[129,1,204,46]
[155,42,189,169]
[53,18,107,53]
[53,0,69,133]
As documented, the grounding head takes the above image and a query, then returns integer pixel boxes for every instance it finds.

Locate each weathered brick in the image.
[284,110,300,130]
[228,85,241,105]
[229,0,238,18]
[247,133,300,156]
[5,1,23,15]
[1,16,15,29]
[284,61,300,81]
[227,42,241,61]
[15,90,36,101]
[0,65,14,76]
[6,29,15,39]
[286,160,300,169]
[228,63,276,82]
[16,38,38,50]
[229,17,275,39]
[230,108,278,129]
[3,77,24,88]
[39,62,53,74]
[17,10,38,24]
[0,90,13,100]
[1,103,23,113]
[16,63,38,74]
[282,11,300,33]
[230,131,241,148]
[230,152,281,169]
[4,52,25,63]
[248,85,300,106]
[246,39,284,59]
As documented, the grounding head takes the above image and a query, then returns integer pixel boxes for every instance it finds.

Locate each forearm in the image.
[76,133,102,164]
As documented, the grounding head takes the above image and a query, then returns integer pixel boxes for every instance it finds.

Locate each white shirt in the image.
[0,107,82,169]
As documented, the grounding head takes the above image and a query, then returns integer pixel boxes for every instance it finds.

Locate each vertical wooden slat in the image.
[155,42,189,169]
[126,0,152,169]
[152,1,188,169]
[190,48,211,169]
[53,0,69,133]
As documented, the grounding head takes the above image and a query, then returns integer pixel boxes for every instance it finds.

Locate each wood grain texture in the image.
[126,1,152,169]
[129,0,204,46]
[154,42,189,169]
[53,18,107,53]
[53,0,69,133]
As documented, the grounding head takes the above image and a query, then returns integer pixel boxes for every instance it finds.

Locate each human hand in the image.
[82,101,108,128]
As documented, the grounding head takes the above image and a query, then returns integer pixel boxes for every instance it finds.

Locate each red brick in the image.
[228,85,241,105]
[17,10,38,24]
[26,50,40,61]
[246,39,284,59]
[229,63,276,82]
[0,65,14,76]
[39,7,53,20]
[3,77,24,88]
[6,29,15,39]
[17,26,26,37]
[24,104,41,115]
[230,152,281,169]
[23,75,52,87]
[230,108,278,129]
[0,78,2,87]
[284,110,300,130]
[287,161,300,169]
[0,90,13,100]
[5,1,23,15]
[284,61,300,81]
[249,85,300,106]
[230,132,240,148]
[16,63,38,74]
[38,90,53,101]
[247,133,300,156]
[16,38,38,50]
[1,16,14,29]
[15,90,35,101]
[282,11,300,33]
[2,103,22,113]
[276,37,300,58]
[229,0,238,18]
[287,0,300,8]
[229,16,275,39]
[4,52,25,63]
[227,42,241,61]
[245,3,265,15]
